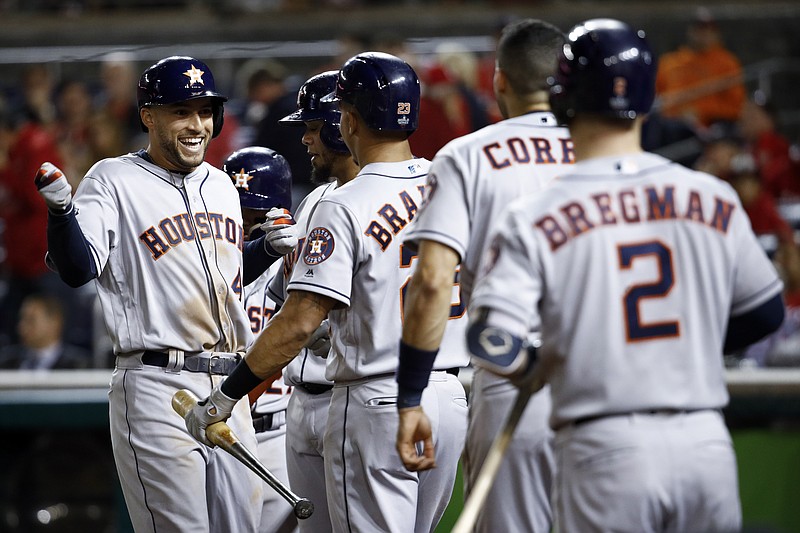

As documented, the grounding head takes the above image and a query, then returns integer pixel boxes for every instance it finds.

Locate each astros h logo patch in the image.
[304,227,335,265]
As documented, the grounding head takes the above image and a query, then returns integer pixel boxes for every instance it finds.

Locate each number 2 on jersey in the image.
[618,241,679,342]
[399,244,465,323]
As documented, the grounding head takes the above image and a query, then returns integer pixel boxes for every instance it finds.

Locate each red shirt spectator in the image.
[0,121,63,279]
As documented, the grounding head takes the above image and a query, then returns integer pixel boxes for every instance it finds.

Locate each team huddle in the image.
[33,15,783,533]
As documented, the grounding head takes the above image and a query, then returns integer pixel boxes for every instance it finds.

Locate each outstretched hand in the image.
[34,162,73,212]
[396,406,437,472]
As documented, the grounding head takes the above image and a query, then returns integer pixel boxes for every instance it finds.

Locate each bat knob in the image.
[293,498,314,519]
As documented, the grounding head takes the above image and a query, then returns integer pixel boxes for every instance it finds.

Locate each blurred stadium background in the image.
[2,1,800,532]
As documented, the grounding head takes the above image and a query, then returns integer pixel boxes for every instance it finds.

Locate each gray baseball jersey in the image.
[405,111,572,533]
[76,154,253,354]
[290,159,469,382]
[76,153,261,532]
[268,182,337,533]
[288,159,468,532]
[244,260,296,533]
[471,151,782,531]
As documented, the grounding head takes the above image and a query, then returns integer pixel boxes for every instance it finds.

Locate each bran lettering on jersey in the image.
[535,185,737,251]
[483,136,575,170]
[365,188,421,251]
[139,211,243,260]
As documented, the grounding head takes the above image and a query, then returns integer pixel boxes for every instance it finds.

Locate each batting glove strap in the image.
[260,208,298,256]
[185,385,239,447]
[467,319,532,378]
[34,162,74,213]
[395,341,439,409]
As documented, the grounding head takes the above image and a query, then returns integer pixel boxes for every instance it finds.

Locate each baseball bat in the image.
[451,382,535,533]
[172,389,314,520]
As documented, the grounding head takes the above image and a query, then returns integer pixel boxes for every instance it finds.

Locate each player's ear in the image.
[140,106,155,132]
[493,67,507,98]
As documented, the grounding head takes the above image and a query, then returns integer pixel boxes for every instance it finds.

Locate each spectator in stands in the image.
[695,137,793,243]
[229,59,294,148]
[655,7,745,130]
[96,52,143,151]
[0,293,92,370]
[252,60,310,205]
[410,63,472,160]
[0,100,64,348]
[738,93,800,199]
[54,79,96,189]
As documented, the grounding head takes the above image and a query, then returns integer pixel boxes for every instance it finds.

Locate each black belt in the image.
[444,367,460,377]
[141,350,240,376]
[252,410,286,433]
[569,408,712,429]
[296,382,334,395]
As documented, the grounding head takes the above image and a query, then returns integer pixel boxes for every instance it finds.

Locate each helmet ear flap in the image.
[320,121,347,153]
[212,104,224,139]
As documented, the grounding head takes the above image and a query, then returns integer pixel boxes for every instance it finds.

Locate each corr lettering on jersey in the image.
[365,187,422,251]
[535,185,736,251]
[139,211,244,260]
[483,136,574,169]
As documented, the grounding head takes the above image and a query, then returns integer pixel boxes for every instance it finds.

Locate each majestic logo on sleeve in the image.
[304,227,335,265]
[183,65,205,85]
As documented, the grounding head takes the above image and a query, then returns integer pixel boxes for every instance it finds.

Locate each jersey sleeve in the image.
[404,153,469,260]
[729,200,784,315]
[73,174,120,273]
[287,198,357,306]
[469,201,541,338]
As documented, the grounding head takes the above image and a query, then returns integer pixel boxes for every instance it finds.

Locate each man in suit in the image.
[0,293,92,369]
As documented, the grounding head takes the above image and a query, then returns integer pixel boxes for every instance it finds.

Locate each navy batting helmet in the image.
[137,56,228,138]
[323,52,420,133]
[223,147,292,211]
[279,71,348,153]
[549,19,656,124]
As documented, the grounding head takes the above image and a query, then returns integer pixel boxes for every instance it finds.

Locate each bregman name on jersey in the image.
[536,184,736,251]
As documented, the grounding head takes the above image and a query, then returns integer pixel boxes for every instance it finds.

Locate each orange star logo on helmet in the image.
[233,168,253,190]
[183,65,205,85]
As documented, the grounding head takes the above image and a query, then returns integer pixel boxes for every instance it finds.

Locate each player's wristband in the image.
[220,359,263,401]
[395,341,438,409]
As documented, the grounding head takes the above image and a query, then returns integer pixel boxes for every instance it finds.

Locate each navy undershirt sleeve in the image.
[242,236,280,286]
[46,208,98,287]
[724,293,785,353]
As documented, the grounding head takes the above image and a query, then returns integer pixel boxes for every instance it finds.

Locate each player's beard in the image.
[310,153,335,186]
[155,129,209,173]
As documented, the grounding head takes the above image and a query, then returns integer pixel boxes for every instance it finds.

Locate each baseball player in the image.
[33,56,297,532]
[467,19,785,532]
[223,146,297,533]
[269,70,360,533]
[394,19,571,533]
[184,52,468,532]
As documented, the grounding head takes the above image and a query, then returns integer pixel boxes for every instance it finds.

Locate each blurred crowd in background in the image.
[1,5,800,371]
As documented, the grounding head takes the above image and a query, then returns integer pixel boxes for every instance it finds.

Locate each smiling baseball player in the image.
[394,19,571,533]
[33,56,296,533]
[467,19,785,532]
[184,52,468,532]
